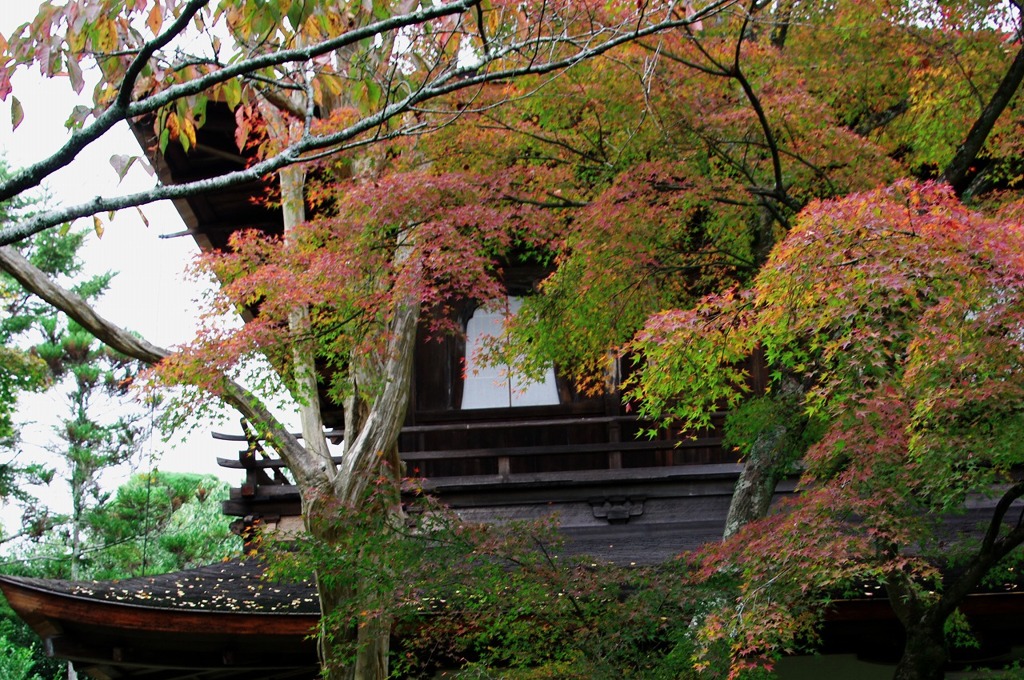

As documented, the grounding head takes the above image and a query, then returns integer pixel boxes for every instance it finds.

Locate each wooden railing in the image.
[216,411,733,511]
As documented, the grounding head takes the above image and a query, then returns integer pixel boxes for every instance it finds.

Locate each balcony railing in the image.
[215,408,737,517]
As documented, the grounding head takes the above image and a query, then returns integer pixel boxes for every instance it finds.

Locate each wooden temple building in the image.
[0,109,750,679]
[3,107,1024,679]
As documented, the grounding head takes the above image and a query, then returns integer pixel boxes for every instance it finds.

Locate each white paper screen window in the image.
[461,297,559,409]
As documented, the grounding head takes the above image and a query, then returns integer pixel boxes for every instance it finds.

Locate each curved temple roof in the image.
[0,560,320,680]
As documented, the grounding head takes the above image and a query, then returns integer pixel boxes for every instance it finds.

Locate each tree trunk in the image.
[723,444,781,539]
[279,163,336,477]
[887,483,1024,680]
[892,622,947,680]
[305,485,401,680]
[311,567,394,680]
[70,492,83,581]
[769,0,796,49]
[272,136,417,678]
[355,608,392,680]
[276,147,395,679]
[723,378,805,539]
[885,571,948,680]
[943,43,1024,196]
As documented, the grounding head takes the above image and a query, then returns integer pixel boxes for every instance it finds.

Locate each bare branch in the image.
[0,246,167,364]
[116,0,211,110]
[0,0,481,206]
[943,42,1024,195]
[981,480,1024,555]
[729,3,792,210]
[0,244,320,486]
[0,1,725,246]
[934,480,1024,622]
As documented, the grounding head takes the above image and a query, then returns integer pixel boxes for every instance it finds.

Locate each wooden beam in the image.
[218,438,725,469]
[0,577,318,637]
[47,635,315,671]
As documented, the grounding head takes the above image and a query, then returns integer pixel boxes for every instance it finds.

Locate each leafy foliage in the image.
[420,11,911,390]
[430,0,1024,398]
[158,163,556,411]
[1,472,236,580]
[83,471,237,578]
[0,635,41,680]
[630,182,1024,675]
[0,0,715,246]
[267,477,715,679]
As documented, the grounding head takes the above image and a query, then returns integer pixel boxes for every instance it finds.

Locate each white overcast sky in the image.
[0,5,259,529]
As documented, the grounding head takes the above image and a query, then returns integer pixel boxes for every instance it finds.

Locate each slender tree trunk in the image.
[943,42,1024,196]
[324,298,417,679]
[355,605,392,680]
[888,483,1024,680]
[70,498,82,580]
[304,481,402,680]
[277,155,387,679]
[305,503,358,680]
[309,564,393,680]
[270,102,419,678]
[769,0,796,49]
[68,474,81,680]
[723,444,782,539]
[279,163,336,476]
[723,378,804,539]
[271,107,363,675]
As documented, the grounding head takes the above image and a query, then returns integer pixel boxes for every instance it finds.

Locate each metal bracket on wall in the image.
[589,496,646,524]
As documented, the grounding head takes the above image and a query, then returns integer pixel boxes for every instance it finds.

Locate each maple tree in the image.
[0,1,726,678]
[266,481,715,679]
[0,0,723,245]
[630,182,1024,680]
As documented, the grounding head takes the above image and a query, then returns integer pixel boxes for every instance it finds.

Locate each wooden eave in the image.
[0,562,319,680]
[128,107,282,254]
[0,575,317,636]
[6,565,1024,675]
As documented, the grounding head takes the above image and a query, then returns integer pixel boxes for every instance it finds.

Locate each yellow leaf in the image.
[222,78,242,110]
[181,116,197,151]
[95,18,118,53]
[93,215,105,239]
[147,3,163,35]
[166,111,180,140]
[11,95,22,130]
